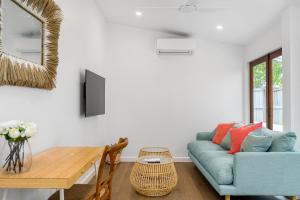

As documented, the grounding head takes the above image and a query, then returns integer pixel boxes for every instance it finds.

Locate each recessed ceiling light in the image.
[216,25,224,31]
[135,11,143,16]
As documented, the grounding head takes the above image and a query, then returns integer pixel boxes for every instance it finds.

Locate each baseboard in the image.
[121,156,191,162]
[173,157,192,162]
[120,156,136,162]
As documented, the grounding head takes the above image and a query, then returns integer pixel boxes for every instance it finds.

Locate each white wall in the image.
[0,0,108,199]
[282,6,300,146]
[245,24,282,62]
[105,23,244,161]
[243,23,282,123]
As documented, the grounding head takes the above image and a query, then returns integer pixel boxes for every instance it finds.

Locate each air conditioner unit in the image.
[156,39,196,55]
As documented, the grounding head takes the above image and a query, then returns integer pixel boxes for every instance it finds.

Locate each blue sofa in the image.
[187,131,300,200]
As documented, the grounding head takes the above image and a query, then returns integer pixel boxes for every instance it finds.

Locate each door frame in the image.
[249,48,282,130]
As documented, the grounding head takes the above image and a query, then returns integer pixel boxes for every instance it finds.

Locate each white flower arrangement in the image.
[0,121,37,173]
[0,120,37,142]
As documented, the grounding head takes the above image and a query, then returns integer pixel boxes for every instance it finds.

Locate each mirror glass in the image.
[2,0,43,65]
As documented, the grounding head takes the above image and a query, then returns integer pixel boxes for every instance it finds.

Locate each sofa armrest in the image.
[233,152,300,195]
[196,132,212,141]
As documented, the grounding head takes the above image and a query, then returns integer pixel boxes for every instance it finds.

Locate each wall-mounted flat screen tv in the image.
[84,70,105,117]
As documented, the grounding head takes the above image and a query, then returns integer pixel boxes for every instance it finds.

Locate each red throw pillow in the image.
[228,122,263,154]
[212,123,236,144]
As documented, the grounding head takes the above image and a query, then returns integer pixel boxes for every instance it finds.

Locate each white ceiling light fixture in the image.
[135,11,143,16]
[178,4,197,13]
[216,25,224,31]
[136,0,229,14]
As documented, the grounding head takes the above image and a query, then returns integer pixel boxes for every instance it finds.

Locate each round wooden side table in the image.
[138,147,172,158]
[130,155,178,197]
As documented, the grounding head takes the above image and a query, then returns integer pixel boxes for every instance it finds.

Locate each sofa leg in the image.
[290,196,297,200]
[225,195,230,200]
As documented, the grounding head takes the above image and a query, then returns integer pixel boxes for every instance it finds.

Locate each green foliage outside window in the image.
[253,58,282,88]
[253,63,266,88]
[272,59,283,87]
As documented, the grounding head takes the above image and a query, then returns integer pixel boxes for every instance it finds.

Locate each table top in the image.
[0,146,104,189]
[140,147,170,153]
[137,155,173,165]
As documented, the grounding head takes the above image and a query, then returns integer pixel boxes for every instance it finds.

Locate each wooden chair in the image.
[49,138,128,200]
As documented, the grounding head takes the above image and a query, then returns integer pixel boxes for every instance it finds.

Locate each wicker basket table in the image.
[130,155,178,197]
[138,147,172,158]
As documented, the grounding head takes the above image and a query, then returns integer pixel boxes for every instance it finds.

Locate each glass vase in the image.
[0,140,32,174]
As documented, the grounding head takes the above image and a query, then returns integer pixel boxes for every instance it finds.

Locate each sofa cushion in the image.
[188,141,226,155]
[220,133,231,150]
[212,123,235,144]
[197,151,234,185]
[268,132,297,152]
[229,122,263,154]
[220,123,244,150]
[209,128,217,140]
[241,128,273,152]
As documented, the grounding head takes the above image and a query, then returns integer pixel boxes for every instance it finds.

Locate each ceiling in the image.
[97,0,300,45]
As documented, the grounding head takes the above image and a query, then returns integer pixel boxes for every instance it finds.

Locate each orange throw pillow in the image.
[212,123,236,144]
[228,122,263,154]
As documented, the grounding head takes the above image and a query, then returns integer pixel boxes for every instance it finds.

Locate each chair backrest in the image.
[95,138,128,200]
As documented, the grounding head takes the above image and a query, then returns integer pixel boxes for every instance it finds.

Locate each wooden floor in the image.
[90,162,289,200]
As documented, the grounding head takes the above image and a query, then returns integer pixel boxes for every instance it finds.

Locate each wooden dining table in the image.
[0,146,104,200]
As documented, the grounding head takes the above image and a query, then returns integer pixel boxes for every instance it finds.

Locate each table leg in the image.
[94,163,98,177]
[59,189,64,200]
[1,189,8,200]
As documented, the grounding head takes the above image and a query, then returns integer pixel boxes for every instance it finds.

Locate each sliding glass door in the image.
[250,59,267,128]
[250,49,282,131]
[271,51,283,131]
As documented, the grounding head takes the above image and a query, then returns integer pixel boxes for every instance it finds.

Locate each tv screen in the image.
[85,70,105,117]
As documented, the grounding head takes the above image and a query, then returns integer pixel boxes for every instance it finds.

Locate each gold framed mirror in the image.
[0,0,62,90]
